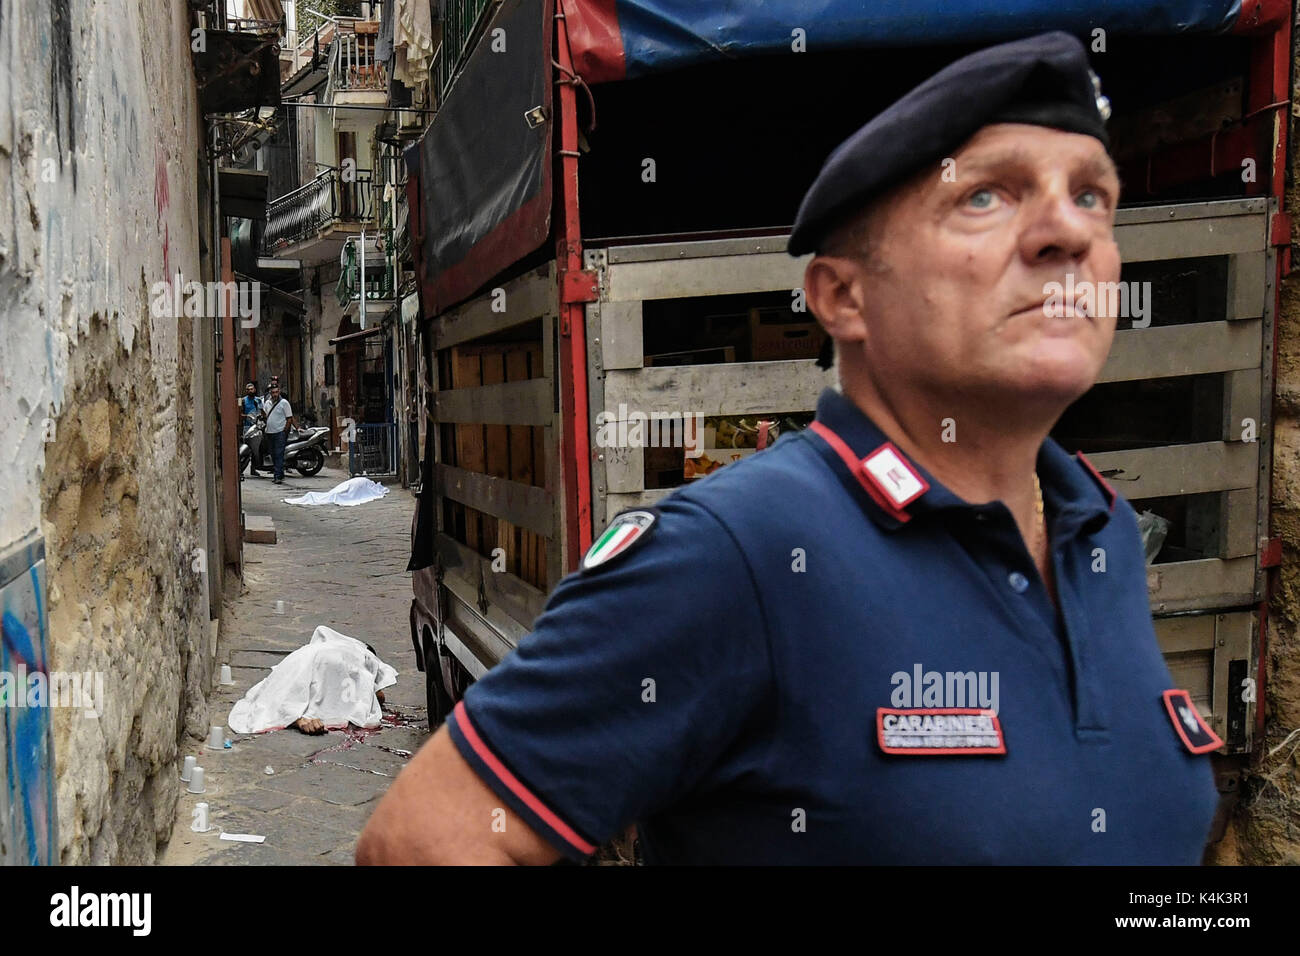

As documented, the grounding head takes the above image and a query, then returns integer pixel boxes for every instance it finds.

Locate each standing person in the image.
[241,382,263,477]
[262,384,296,484]
[356,33,1221,865]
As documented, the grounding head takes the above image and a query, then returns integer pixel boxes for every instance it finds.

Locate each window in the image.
[324,353,335,386]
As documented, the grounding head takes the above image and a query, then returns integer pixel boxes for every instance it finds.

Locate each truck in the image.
[403,0,1292,839]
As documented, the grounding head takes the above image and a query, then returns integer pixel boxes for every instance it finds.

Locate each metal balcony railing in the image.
[262,167,374,253]
[436,0,497,101]
[330,28,387,95]
[336,234,396,306]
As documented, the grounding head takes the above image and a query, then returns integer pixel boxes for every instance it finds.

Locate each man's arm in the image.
[357,498,771,866]
[356,725,561,865]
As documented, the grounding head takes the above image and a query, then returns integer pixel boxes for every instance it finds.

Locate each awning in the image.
[219,168,269,220]
[329,326,384,347]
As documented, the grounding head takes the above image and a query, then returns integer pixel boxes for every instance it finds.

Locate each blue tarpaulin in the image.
[567,0,1243,83]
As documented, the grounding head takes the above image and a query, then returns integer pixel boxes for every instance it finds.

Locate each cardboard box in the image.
[644,346,736,367]
[684,446,757,480]
[749,309,826,361]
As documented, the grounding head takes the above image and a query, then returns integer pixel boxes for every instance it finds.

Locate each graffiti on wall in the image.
[0,534,56,865]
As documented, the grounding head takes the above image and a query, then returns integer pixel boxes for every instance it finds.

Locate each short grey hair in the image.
[817,198,879,261]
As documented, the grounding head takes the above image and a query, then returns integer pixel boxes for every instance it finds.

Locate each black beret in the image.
[789,31,1111,260]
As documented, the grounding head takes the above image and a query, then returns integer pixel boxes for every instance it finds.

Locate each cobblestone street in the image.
[161,466,425,866]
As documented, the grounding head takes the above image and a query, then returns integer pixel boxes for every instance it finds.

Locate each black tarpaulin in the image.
[404,0,554,314]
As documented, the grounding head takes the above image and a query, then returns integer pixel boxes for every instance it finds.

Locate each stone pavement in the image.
[161,465,428,866]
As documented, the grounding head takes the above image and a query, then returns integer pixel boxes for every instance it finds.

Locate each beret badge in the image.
[1089,70,1112,122]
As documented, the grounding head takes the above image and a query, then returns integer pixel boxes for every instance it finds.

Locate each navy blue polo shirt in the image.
[447,387,1220,864]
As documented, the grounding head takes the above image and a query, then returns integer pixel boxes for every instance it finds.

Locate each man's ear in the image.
[803,256,869,347]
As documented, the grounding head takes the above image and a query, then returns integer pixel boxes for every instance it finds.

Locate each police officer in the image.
[357,32,1220,865]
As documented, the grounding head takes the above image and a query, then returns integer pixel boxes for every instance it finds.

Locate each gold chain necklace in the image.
[1033,471,1045,557]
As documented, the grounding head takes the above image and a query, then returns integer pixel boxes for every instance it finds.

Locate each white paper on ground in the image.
[227,626,398,734]
[283,476,389,507]
[220,833,267,843]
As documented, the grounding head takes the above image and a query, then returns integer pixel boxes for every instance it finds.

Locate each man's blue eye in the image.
[1077,190,1100,209]
[968,189,995,209]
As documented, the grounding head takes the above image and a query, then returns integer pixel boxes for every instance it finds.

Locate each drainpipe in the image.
[360,228,367,330]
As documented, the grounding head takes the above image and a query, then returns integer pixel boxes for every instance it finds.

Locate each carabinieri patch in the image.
[582,510,657,572]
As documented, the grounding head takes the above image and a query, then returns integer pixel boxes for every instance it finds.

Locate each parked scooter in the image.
[239,421,330,477]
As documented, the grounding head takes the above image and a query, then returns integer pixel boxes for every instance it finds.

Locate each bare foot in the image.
[293,717,325,735]
[376,690,385,705]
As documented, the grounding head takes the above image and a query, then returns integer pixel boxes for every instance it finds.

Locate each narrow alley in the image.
[161,467,423,865]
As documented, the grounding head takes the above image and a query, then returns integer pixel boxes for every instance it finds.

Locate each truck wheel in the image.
[296,447,325,476]
[423,631,454,729]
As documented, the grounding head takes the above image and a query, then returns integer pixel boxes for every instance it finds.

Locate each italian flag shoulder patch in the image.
[582,510,658,572]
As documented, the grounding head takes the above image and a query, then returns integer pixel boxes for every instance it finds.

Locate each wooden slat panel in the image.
[474,351,506,450]
[481,351,509,565]
[1088,441,1257,499]
[507,350,533,581]
[1147,556,1255,614]
[599,300,645,369]
[596,208,1264,302]
[1114,213,1266,262]
[1224,367,1263,439]
[434,379,553,426]
[1164,651,1213,707]
[436,532,547,628]
[1098,321,1261,383]
[433,263,555,350]
[1227,250,1267,319]
[442,583,518,669]
[1153,614,1217,654]
[603,444,645,495]
[605,360,834,418]
[452,348,485,552]
[437,464,554,537]
[529,345,548,590]
[606,252,806,302]
[604,488,673,524]
[1223,488,1258,558]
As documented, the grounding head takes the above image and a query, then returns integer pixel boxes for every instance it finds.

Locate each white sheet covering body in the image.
[228,626,399,734]
[283,477,390,507]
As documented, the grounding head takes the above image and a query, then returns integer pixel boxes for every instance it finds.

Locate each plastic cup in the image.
[192,802,210,832]
[181,755,196,782]
[207,725,224,749]
[187,767,206,794]
[219,664,234,685]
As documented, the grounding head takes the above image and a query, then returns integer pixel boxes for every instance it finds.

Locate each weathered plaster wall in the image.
[0,0,214,863]
[308,263,344,422]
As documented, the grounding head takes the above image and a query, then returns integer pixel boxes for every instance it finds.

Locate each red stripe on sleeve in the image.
[453,701,598,856]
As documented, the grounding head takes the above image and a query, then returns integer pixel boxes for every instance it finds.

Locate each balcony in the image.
[329,23,387,130]
[262,167,375,266]
[336,234,396,316]
[435,0,496,103]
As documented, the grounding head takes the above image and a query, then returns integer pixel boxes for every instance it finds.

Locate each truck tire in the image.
[423,629,454,729]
